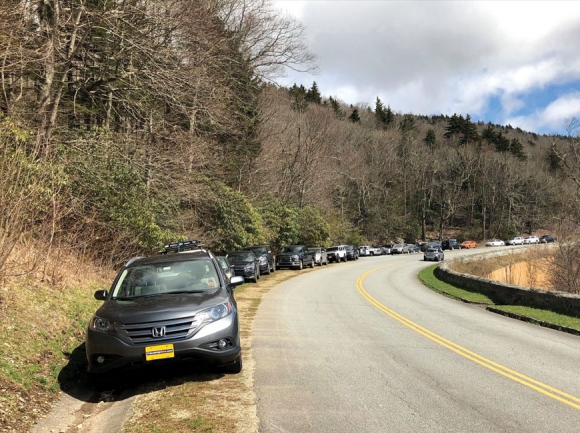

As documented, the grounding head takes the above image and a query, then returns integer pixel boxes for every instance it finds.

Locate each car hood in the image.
[96,290,228,323]
[227,258,254,266]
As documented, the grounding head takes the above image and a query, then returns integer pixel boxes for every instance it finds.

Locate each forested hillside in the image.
[1,0,579,277]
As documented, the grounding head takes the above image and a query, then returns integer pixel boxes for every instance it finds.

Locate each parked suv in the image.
[241,245,275,275]
[276,245,314,270]
[326,245,347,262]
[442,239,460,250]
[227,250,260,283]
[507,237,525,245]
[308,247,328,266]
[540,235,557,243]
[85,240,245,376]
[345,245,359,260]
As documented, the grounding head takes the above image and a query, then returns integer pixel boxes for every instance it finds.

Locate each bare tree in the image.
[215,0,317,79]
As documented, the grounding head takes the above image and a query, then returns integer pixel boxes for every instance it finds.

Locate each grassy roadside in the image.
[418,265,580,333]
[0,276,107,432]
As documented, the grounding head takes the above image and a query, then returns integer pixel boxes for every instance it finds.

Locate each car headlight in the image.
[291,255,299,260]
[89,315,115,333]
[259,256,268,264]
[244,264,254,271]
[191,301,233,329]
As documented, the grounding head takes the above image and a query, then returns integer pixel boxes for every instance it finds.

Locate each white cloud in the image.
[272,1,580,132]
[506,92,580,133]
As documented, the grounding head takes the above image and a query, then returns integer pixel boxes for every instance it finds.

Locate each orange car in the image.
[460,240,477,249]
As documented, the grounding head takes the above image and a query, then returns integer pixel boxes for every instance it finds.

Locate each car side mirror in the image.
[94,290,108,301]
[229,276,244,287]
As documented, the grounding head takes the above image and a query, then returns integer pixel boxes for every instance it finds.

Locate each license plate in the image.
[145,344,174,361]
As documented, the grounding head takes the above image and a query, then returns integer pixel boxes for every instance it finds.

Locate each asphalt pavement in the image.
[253,250,580,432]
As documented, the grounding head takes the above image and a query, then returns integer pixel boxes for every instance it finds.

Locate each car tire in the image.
[256,268,260,279]
[310,259,314,268]
[264,265,271,275]
[271,263,275,273]
[223,354,242,374]
[298,260,303,270]
[251,273,258,283]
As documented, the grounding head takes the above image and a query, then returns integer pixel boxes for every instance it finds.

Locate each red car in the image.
[460,240,477,249]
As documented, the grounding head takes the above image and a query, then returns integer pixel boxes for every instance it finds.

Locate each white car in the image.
[507,237,525,245]
[485,239,505,247]
[524,236,540,244]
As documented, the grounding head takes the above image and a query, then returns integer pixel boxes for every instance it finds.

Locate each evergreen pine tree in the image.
[289,83,307,112]
[306,81,322,104]
[509,138,526,159]
[494,133,511,152]
[375,97,387,125]
[349,108,360,123]
[399,114,416,135]
[329,96,345,119]
[548,146,561,171]
[424,128,437,150]
[384,105,395,127]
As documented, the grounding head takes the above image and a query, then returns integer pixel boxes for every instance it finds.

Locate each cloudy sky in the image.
[272,1,580,135]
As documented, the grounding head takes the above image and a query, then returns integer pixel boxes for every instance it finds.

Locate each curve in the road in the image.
[356,263,580,411]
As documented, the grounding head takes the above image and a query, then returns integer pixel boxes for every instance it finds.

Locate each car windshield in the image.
[111,259,220,299]
[280,246,302,253]
[308,248,320,253]
[394,244,403,248]
[227,252,255,262]
[246,247,266,255]
[216,257,229,270]
[327,247,338,252]
[345,246,353,251]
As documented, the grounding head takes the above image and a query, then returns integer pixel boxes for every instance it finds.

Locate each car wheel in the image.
[310,259,314,268]
[264,265,271,275]
[298,260,303,270]
[256,268,260,279]
[271,263,275,273]
[251,273,258,283]
[223,354,242,374]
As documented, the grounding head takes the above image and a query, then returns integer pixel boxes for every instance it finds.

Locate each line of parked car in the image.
[487,235,556,247]
[219,243,365,284]
[219,233,560,285]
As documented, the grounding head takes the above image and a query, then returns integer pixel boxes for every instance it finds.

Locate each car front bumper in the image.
[86,314,241,374]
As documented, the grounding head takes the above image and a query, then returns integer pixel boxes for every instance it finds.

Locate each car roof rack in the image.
[161,240,205,254]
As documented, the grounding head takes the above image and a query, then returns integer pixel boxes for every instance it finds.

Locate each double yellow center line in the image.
[356,264,580,411]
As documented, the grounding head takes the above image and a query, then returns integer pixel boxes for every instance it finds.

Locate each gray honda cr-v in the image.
[85,241,244,375]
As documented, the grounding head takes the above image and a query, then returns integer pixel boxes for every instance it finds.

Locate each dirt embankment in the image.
[451,249,555,291]
[486,258,554,291]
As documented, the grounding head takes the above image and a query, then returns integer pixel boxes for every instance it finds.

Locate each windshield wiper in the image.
[166,290,208,294]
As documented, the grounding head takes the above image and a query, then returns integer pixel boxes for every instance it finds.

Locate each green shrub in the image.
[296,206,331,247]
[204,183,265,253]
[258,199,299,249]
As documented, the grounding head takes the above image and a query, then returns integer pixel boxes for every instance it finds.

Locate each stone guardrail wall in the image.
[434,245,580,318]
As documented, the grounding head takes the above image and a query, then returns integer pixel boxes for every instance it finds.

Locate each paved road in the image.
[253,250,580,432]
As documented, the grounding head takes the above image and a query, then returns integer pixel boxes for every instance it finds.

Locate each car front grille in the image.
[116,316,198,345]
[278,257,293,263]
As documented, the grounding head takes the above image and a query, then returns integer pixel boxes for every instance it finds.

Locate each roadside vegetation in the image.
[418,265,580,332]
